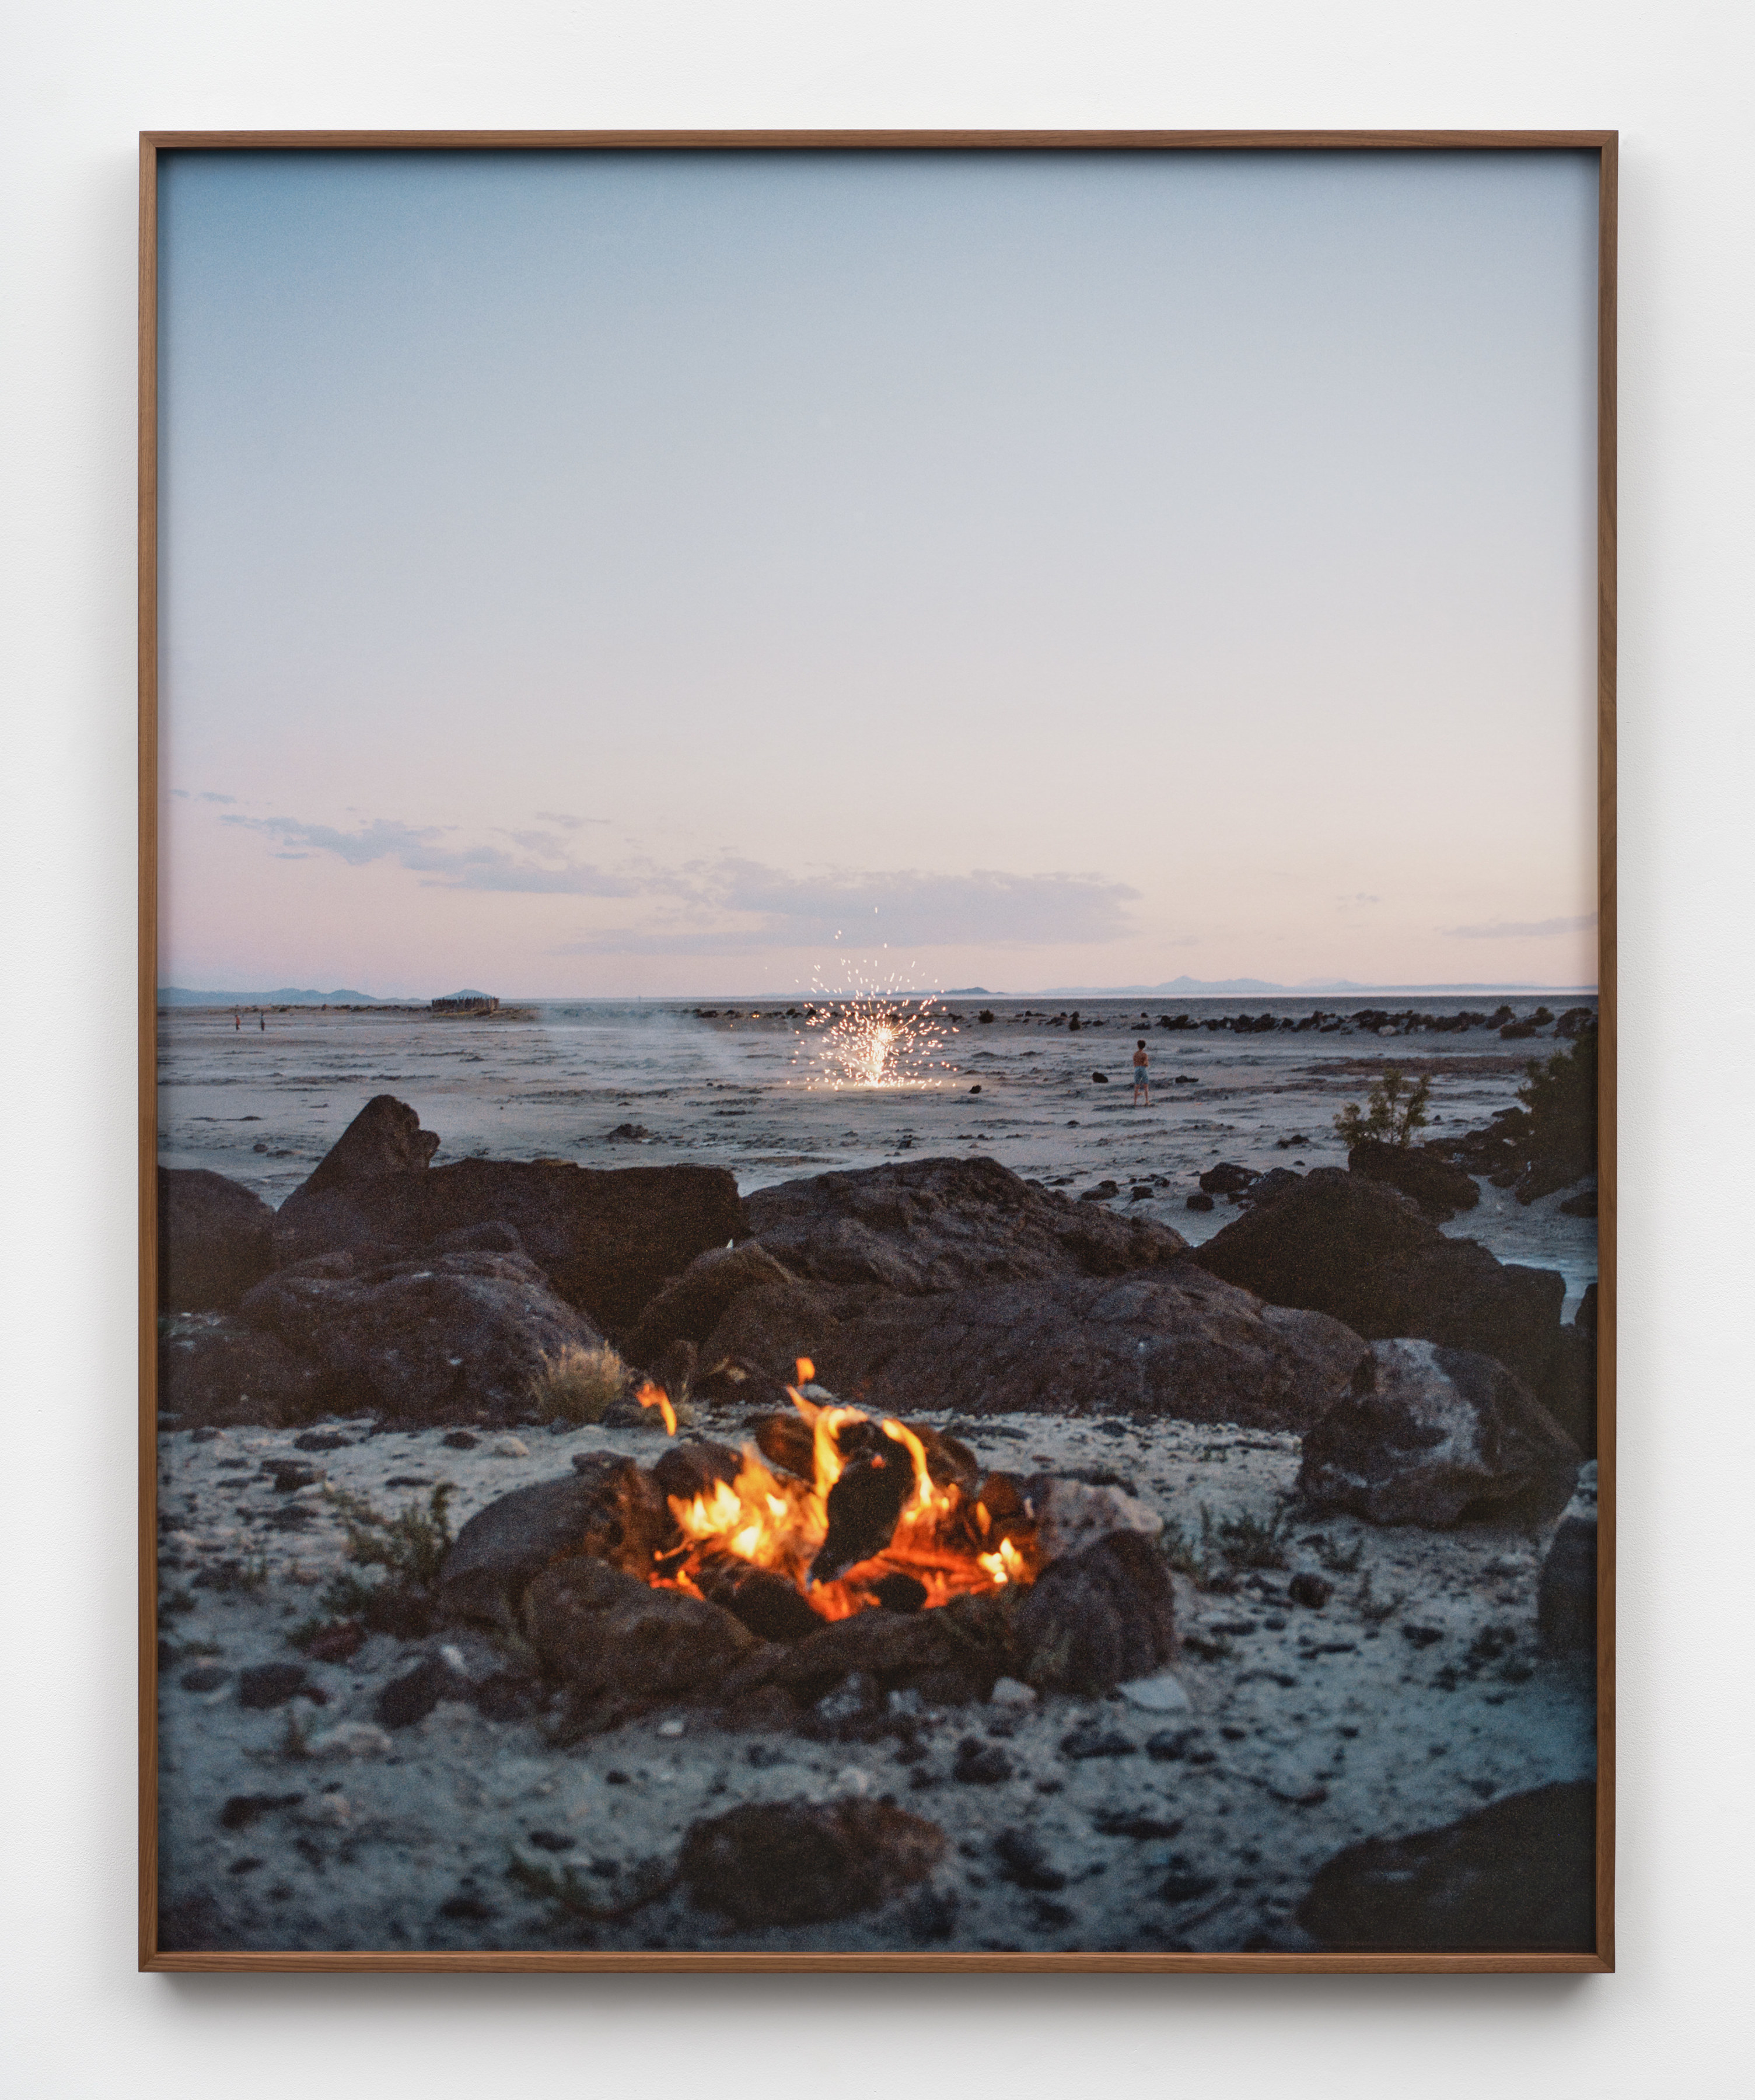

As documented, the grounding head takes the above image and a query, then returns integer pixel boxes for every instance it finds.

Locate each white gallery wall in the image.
[2,4,1750,2094]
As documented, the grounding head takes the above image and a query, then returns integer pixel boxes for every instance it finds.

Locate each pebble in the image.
[441,1430,480,1451]
[179,1665,228,1693]
[490,1436,530,1458]
[1120,1670,1192,1716]
[313,1792,352,1825]
[237,1663,310,1710]
[988,1676,1038,1709]
[657,1718,686,1738]
[1059,1721,1138,1760]
[1288,1572,1334,1609]
[952,1737,1013,1785]
[307,1721,394,1760]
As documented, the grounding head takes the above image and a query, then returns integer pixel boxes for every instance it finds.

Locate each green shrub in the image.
[1334,1065,1431,1150]
[1518,1027,1597,1168]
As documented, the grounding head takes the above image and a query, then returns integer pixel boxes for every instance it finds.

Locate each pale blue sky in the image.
[158,148,1599,995]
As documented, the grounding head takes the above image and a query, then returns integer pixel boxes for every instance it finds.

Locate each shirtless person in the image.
[1132,1038,1149,1105]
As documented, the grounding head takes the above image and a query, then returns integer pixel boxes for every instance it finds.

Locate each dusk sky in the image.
[157,148,1599,998]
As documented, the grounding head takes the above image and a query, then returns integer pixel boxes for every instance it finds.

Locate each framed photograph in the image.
[141,130,1614,1972]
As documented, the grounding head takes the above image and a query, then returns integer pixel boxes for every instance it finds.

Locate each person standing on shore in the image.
[258,1012,265,1032]
[233,1009,240,1031]
[1132,1038,1149,1105]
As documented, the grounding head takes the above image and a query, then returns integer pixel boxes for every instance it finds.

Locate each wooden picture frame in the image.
[141,130,1616,1972]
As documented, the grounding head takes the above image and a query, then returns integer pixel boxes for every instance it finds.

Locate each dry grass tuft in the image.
[530,1342,631,1424]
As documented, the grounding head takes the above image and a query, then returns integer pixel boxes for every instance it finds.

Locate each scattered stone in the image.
[680,1797,946,1926]
[1119,1670,1192,1715]
[1160,1865,1221,1903]
[293,1431,351,1452]
[179,1665,228,1692]
[1297,1782,1596,1951]
[442,1430,480,1450]
[307,1721,394,1760]
[1185,1192,1215,1212]
[1297,1339,1579,1528]
[994,1829,1067,1891]
[438,1457,670,1629]
[1347,1140,1480,1222]
[1146,1729,1197,1761]
[374,1653,473,1729]
[525,1556,756,1728]
[1537,1516,1597,1656]
[303,1620,366,1665]
[1288,1572,1334,1609]
[1059,1721,1137,1760]
[952,1737,1013,1784]
[1200,1163,1258,1196]
[237,1664,309,1710]
[1092,1807,1184,1839]
[218,1791,303,1830]
[988,1676,1037,1709]
[1401,1624,1445,1647]
[490,1436,529,1457]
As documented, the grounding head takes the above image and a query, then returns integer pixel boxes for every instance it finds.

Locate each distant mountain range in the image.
[1030,976,1598,998]
[158,986,391,1006]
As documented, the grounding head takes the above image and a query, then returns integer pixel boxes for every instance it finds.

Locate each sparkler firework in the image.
[793,961,959,1089]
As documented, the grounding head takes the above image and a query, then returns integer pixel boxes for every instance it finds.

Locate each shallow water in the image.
[158,995,1597,1315]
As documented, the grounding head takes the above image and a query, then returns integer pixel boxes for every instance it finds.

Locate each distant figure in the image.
[1132,1038,1149,1105]
[258,1013,265,1032]
[233,1009,240,1031]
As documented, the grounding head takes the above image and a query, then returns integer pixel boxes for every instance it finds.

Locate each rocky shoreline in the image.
[155,1080,1600,1955]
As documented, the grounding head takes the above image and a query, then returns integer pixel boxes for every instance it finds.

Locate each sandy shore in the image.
[156,1398,1595,1955]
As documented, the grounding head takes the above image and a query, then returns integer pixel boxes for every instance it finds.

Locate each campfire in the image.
[637,1361,1041,1623]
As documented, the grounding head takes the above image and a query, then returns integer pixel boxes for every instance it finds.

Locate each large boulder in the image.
[436,1455,670,1630]
[158,1168,276,1311]
[623,1242,799,1367]
[1296,1783,1596,1952]
[1295,1339,1579,1528]
[813,1267,1368,1428]
[275,1105,744,1338]
[302,1093,439,1191]
[157,1313,341,1428]
[1193,1170,1564,1388]
[238,1244,604,1424]
[1347,1141,1480,1223]
[743,1155,1188,1295]
[1537,1515,1597,1656]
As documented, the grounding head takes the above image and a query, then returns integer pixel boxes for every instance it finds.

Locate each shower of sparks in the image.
[792,962,959,1090]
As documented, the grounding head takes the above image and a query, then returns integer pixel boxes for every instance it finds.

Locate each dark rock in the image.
[1297,1782,1596,1951]
[293,1430,351,1452]
[1239,1168,1302,1207]
[1146,1728,1196,1760]
[1194,1170,1565,1390]
[239,1245,605,1425]
[274,1101,745,1335]
[158,1314,342,1429]
[1298,1340,1579,1528]
[1091,1070,1109,1084]
[994,1828,1067,1890]
[218,1791,303,1831]
[375,1653,471,1728]
[707,1568,824,1643]
[302,1620,364,1664]
[1160,1866,1220,1903]
[953,1737,1013,1784]
[302,1093,440,1191]
[750,1409,817,1481]
[361,1584,434,1639]
[474,1670,544,1722]
[652,1438,745,1506]
[767,1595,1009,1706]
[700,1278,840,1383]
[526,1829,575,1852]
[1199,1163,1257,1196]
[237,1664,309,1710]
[263,1459,321,1492]
[158,1167,277,1311]
[680,1797,946,1927]
[1079,1181,1120,1202]
[1538,1324,1598,1458]
[1185,1192,1215,1213]
[1576,1283,1598,1335]
[873,1573,928,1614]
[179,1665,228,1691]
[813,1444,916,1580]
[809,1268,1366,1429]
[1401,1623,1445,1647]
[905,1887,960,1941]
[1537,1516,1597,1655]
[624,1242,796,1366]
[438,1458,670,1630]
[1515,1158,1583,1206]
[524,1556,756,1727]
[1059,1721,1138,1759]
[442,1429,480,1450]
[1347,1141,1480,1223]
[1092,1806,1184,1839]
[1012,1531,1176,1695]
[1558,1187,1599,1218]
[743,1154,1188,1296]
[1288,1572,1333,1609]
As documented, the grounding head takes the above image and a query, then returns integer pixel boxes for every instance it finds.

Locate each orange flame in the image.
[648,1374,1039,1621]
[636,1381,677,1436]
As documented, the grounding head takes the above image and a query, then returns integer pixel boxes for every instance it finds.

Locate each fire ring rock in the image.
[680,1797,947,1927]
[1295,1339,1579,1529]
[1011,1530,1177,1696]
[436,1456,670,1631]
[523,1556,756,1727]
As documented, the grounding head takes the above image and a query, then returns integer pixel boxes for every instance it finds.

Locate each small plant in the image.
[1353,1569,1405,1624]
[529,1343,630,1425]
[1215,1503,1296,1571]
[1517,1028,1597,1170]
[1334,1065,1432,1150]
[505,1850,676,1922]
[324,1480,456,1590]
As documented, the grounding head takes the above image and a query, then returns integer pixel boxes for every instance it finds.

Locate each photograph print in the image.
[146,136,1610,1968]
